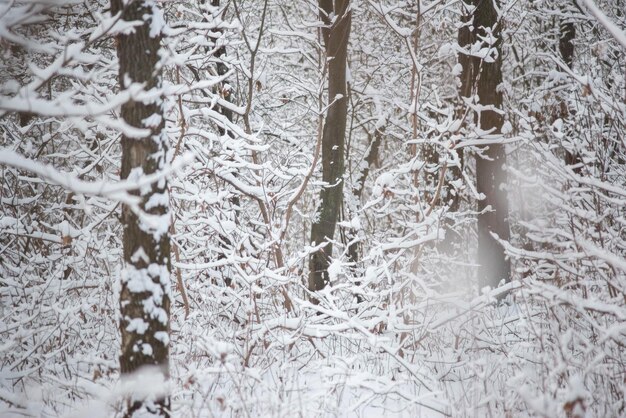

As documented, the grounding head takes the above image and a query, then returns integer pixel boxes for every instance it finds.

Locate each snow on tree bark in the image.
[112,0,171,416]
[309,0,352,293]
[559,10,582,172]
[458,0,510,289]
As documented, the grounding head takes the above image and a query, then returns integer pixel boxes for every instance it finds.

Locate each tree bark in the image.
[347,126,382,266]
[309,0,351,293]
[112,0,170,416]
[209,0,234,138]
[344,125,382,303]
[458,0,510,289]
[559,14,581,172]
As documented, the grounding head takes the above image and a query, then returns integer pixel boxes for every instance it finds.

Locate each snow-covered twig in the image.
[0,149,194,208]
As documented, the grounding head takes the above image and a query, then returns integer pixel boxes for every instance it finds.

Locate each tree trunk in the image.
[112,0,171,416]
[458,0,510,289]
[209,0,235,138]
[345,126,382,302]
[309,0,351,293]
[559,14,581,172]
[347,126,382,266]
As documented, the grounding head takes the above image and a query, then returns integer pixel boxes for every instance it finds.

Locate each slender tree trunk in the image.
[458,0,510,289]
[559,14,581,172]
[209,0,237,286]
[112,0,170,416]
[347,126,382,267]
[345,125,382,303]
[209,0,235,138]
[309,0,351,293]
[559,20,575,68]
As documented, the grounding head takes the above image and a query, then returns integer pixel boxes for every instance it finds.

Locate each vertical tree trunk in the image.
[458,0,510,289]
[347,127,382,267]
[345,126,382,303]
[309,0,352,293]
[559,14,581,172]
[209,0,234,137]
[559,20,575,68]
[209,0,237,286]
[112,0,171,416]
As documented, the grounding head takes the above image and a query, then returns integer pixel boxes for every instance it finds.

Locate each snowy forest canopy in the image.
[0,0,625,417]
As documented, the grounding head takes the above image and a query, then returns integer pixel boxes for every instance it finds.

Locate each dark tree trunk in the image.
[208,0,237,286]
[345,126,382,303]
[559,20,575,68]
[209,0,234,138]
[559,16,581,172]
[347,126,382,267]
[458,0,510,289]
[112,0,170,416]
[309,0,351,293]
